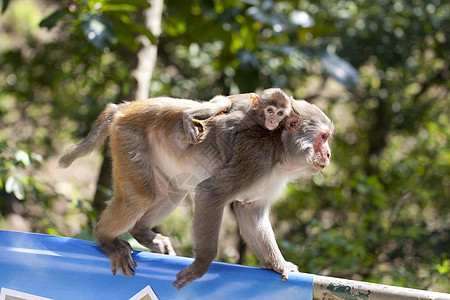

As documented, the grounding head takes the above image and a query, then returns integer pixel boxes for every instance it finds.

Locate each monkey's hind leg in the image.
[95,196,148,276]
[129,167,185,256]
[129,216,177,256]
[129,204,177,256]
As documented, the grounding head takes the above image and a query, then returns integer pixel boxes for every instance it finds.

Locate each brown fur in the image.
[58,94,334,289]
[184,88,292,147]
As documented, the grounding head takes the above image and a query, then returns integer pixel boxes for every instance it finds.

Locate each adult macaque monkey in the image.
[58,93,333,290]
[183,88,292,145]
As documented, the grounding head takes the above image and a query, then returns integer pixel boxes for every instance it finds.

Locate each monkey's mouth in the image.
[266,124,278,130]
[313,162,326,170]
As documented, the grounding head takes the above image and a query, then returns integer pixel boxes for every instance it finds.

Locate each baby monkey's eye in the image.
[267,108,274,113]
[277,111,284,116]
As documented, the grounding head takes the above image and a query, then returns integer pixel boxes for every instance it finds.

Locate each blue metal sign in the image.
[0,230,313,299]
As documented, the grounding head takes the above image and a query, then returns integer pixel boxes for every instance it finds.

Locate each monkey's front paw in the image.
[279,261,298,281]
[172,262,209,290]
[266,260,298,281]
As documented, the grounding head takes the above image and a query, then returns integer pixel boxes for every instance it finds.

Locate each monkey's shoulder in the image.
[223,127,285,177]
[235,127,284,154]
[238,125,282,139]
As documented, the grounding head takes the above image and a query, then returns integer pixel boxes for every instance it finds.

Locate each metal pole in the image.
[313,275,450,300]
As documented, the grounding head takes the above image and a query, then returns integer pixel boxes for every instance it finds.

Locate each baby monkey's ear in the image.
[249,93,260,110]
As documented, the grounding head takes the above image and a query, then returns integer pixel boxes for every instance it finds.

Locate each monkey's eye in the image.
[267,108,274,113]
[277,111,284,116]
[321,133,328,142]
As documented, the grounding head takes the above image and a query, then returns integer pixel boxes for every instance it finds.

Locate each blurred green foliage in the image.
[0,0,448,292]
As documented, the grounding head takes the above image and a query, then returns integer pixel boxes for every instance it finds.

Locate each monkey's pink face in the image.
[264,106,287,130]
[312,132,332,171]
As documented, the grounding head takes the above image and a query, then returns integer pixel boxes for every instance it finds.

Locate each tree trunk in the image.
[133,0,163,100]
[92,0,163,216]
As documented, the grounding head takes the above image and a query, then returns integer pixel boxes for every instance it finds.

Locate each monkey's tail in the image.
[58,103,121,168]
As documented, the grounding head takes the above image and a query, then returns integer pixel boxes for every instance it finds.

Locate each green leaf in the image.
[104,0,151,9]
[436,259,450,275]
[81,15,118,50]
[46,227,61,236]
[13,181,25,200]
[5,176,14,193]
[102,4,140,12]
[290,10,315,28]
[5,176,25,200]
[15,150,31,166]
[319,52,360,88]
[0,140,7,152]
[132,24,157,44]
[1,0,10,13]
[39,9,68,29]
[31,153,43,163]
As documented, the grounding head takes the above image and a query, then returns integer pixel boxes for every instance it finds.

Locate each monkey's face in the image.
[264,106,288,130]
[288,99,334,174]
[312,131,332,171]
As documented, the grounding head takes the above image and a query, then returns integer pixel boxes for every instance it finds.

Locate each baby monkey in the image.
[183,88,292,146]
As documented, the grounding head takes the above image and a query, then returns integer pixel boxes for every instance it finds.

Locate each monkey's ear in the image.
[249,93,260,110]
[185,119,206,144]
[285,114,300,132]
[192,119,205,134]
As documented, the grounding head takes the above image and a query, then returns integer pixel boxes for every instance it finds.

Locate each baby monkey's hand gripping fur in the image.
[183,88,292,146]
